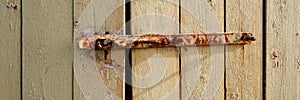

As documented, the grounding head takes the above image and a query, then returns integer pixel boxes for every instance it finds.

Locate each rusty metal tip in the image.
[241,36,256,41]
[249,37,256,41]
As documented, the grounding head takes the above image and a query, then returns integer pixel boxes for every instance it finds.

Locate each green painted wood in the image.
[0,0,21,99]
[22,0,73,99]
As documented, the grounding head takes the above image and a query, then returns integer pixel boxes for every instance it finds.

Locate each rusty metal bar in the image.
[78,32,256,50]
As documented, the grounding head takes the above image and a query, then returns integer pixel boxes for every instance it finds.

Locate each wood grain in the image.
[22,0,73,99]
[266,0,300,99]
[180,0,225,99]
[226,0,263,99]
[130,0,180,99]
[74,0,91,22]
[74,0,91,99]
[3,0,299,99]
[74,81,86,100]
[73,0,125,99]
[0,0,20,99]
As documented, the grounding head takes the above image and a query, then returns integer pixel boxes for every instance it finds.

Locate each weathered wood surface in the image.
[267,0,300,99]
[226,0,263,99]
[1,0,300,99]
[130,0,180,99]
[74,0,92,100]
[73,0,125,100]
[180,0,225,99]
[0,0,20,99]
[22,0,73,99]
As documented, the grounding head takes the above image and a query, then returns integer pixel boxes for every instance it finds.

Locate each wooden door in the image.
[73,0,262,99]
[1,0,300,100]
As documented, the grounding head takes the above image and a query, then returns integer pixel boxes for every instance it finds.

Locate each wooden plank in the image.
[180,0,225,99]
[73,0,125,99]
[74,81,86,100]
[73,0,92,99]
[266,0,300,99]
[225,0,263,99]
[22,0,73,99]
[130,0,180,99]
[0,0,20,99]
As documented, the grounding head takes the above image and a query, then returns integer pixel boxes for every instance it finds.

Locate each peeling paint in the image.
[43,65,49,74]
[270,52,279,59]
[270,52,281,68]
[6,2,17,10]
[272,61,281,68]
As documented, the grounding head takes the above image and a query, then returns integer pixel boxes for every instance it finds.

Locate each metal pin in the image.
[79,32,256,50]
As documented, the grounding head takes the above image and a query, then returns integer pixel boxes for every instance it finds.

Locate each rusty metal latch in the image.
[78,32,256,50]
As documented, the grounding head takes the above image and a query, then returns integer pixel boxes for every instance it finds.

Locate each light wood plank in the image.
[130,0,180,99]
[180,0,225,99]
[0,0,20,99]
[74,0,91,23]
[266,0,300,99]
[22,0,73,99]
[74,0,92,99]
[74,81,86,100]
[226,0,263,99]
[73,0,125,99]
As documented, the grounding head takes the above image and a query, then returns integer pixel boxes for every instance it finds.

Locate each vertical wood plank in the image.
[22,1,73,99]
[73,0,91,100]
[0,0,20,99]
[130,0,180,99]
[180,0,225,99]
[266,0,300,99]
[73,0,92,99]
[74,81,85,100]
[73,0,125,99]
[226,0,263,99]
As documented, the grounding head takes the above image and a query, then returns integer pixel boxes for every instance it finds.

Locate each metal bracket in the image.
[78,32,256,50]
